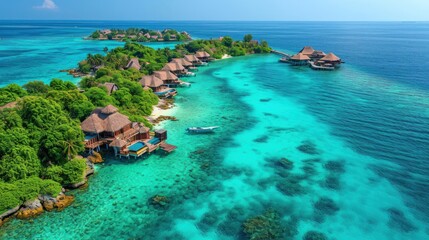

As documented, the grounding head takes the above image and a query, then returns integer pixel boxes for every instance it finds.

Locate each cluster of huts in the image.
[97,29,191,41]
[81,51,213,158]
[128,51,213,98]
[281,46,342,70]
[81,104,176,159]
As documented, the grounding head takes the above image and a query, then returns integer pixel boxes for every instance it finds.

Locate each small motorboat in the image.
[186,126,219,134]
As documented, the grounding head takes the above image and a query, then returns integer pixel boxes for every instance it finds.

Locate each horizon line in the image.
[0,19,428,22]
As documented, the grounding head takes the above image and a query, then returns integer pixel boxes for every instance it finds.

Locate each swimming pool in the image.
[128,141,146,152]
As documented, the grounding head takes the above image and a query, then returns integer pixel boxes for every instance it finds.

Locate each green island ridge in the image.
[86,28,192,42]
[0,34,271,226]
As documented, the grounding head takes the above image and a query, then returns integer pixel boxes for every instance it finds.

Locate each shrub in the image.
[0,192,21,215]
[61,159,86,185]
[14,177,42,202]
[44,165,64,183]
[40,180,62,197]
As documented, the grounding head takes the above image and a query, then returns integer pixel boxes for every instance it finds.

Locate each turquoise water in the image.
[1,21,429,239]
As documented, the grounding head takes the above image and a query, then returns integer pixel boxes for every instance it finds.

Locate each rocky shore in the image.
[0,156,99,227]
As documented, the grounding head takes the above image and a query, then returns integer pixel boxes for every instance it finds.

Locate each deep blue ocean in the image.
[0,21,428,239]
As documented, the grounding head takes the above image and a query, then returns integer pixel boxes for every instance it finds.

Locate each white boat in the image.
[186,126,219,133]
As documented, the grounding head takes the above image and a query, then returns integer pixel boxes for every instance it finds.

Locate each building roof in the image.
[290,53,310,61]
[320,53,341,62]
[81,106,131,134]
[126,58,141,70]
[100,83,119,95]
[110,138,127,148]
[184,54,201,63]
[140,75,163,88]
[311,50,326,57]
[153,71,179,81]
[299,46,315,56]
[171,58,193,67]
[162,62,185,72]
[195,51,211,58]
[101,105,119,114]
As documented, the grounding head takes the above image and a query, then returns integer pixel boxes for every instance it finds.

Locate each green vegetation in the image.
[88,28,191,42]
[0,33,271,215]
[0,177,62,214]
[0,82,95,215]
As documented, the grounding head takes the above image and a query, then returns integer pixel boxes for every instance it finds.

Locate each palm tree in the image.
[62,139,78,161]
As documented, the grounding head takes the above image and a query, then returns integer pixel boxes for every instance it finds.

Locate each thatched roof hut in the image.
[100,82,119,95]
[126,58,141,70]
[299,46,315,56]
[320,53,341,62]
[290,53,310,61]
[81,105,131,134]
[171,58,193,67]
[153,71,178,81]
[162,62,185,72]
[195,51,211,58]
[140,75,163,88]
[110,139,127,148]
[184,55,201,63]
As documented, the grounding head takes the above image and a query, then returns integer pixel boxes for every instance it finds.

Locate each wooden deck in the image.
[159,142,177,153]
[310,62,335,71]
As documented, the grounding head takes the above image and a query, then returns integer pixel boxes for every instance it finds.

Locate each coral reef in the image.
[242,210,284,240]
[303,231,328,240]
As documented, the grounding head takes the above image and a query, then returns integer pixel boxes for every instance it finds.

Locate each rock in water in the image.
[16,199,44,219]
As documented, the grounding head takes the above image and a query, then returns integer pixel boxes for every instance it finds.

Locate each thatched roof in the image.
[100,83,118,95]
[311,51,326,57]
[110,139,127,148]
[320,53,341,62]
[154,71,178,81]
[162,62,185,72]
[101,105,118,114]
[140,75,163,88]
[126,58,141,70]
[195,51,211,58]
[184,55,201,63]
[171,58,192,67]
[290,53,310,61]
[299,46,315,56]
[81,106,131,134]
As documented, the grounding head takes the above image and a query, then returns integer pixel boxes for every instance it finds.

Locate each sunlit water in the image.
[0,21,428,240]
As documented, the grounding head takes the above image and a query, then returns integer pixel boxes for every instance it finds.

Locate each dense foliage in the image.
[89,28,191,42]
[0,82,91,215]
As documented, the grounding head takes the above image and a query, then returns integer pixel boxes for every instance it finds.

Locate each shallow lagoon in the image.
[1,55,429,239]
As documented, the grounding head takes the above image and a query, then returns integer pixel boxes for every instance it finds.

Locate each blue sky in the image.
[1,0,428,21]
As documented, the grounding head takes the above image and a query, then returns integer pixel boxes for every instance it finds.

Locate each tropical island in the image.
[0,34,271,226]
[86,28,192,42]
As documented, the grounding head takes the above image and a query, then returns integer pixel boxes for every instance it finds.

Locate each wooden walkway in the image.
[271,50,291,59]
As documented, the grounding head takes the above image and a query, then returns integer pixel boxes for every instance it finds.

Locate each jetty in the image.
[277,46,343,70]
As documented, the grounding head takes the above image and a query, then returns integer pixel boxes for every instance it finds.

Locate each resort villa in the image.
[81,105,176,158]
[195,51,212,62]
[184,54,202,66]
[154,71,181,87]
[100,82,119,95]
[126,58,141,70]
[139,75,177,98]
[280,46,343,70]
[162,62,187,76]
[171,58,194,70]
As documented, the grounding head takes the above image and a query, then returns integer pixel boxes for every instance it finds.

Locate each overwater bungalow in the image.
[289,53,311,66]
[310,51,326,61]
[184,54,202,66]
[126,58,141,70]
[140,75,177,98]
[195,51,211,62]
[171,58,193,69]
[153,71,180,87]
[81,105,150,151]
[318,53,341,67]
[100,82,119,95]
[162,62,186,76]
[299,46,316,57]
